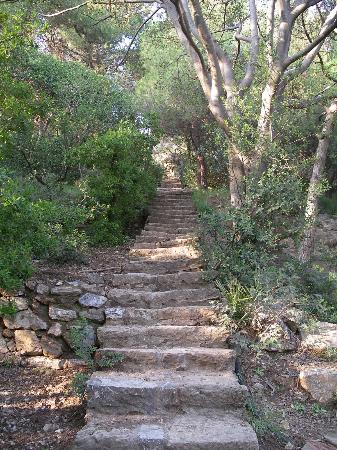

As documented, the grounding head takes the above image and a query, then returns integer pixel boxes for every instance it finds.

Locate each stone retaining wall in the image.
[0,274,109,360]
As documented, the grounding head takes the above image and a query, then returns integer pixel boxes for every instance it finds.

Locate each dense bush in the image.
[72,123,162,245]
[0,169,89,290]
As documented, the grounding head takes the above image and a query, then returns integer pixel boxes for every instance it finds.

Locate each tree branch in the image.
[239,0,259,91]
[117,7,162,66]
[41,2,90,17]
[284,5,337,69]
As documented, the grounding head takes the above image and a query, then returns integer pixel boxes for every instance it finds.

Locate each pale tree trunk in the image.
[298,99,337,263]
[197,154,208,189]
[228,142,246,208]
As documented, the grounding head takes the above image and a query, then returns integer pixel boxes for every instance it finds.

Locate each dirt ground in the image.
[0,361,86,450]
[241,345,337,450]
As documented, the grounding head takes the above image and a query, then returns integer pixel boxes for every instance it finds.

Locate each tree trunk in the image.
[197,154,208,189]
[252,71,281,172]
[298,99,337,263]
[228,143,246,208]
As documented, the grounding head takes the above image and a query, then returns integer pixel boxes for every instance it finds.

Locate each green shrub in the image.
[72,122,162,245]
[0,170,89,290]
[320,192,337,216]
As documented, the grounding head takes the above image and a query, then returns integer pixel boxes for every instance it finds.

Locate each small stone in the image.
[50,285,82,296]
[280,419,290,430]
[63,359,88,368]
[86,272,104,284]
[6,339,16,352]
[48,323,62,337]
[80,309,105,323]
[12,297,29,311]
[41,335,63,359]
[105,307,125,320]
[2,328,14,338]
[14,330,42,356]
[0,334,8,353]
[79,293,107,308]
[25,280,37,290]
[299,368,337,403]
[35,295,52,305]
[43,423,58,432]
[324,432,337,446]
[49,306,77,321]
[27,356,64,370]
[285,442,295,449]
[36,284,50,295]
[3,310,47,331]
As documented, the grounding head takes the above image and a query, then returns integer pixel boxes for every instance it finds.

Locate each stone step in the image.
[96,347,234,372]
[98,325,229,348]
[144,225,196,234]
[107,272,205,290]
[105,287,220,308]
[124,258,202,274]
[150,206,195,213]
[130,245,199,259]
[148,213,197,222]
[147,217,197,225]
[139,231,194,240]
[150,201,194,209]
[105,305,216,326]
[133,239,195,249]
[87,370,247,414]
[72,411,259,450]
[135,236,194,246]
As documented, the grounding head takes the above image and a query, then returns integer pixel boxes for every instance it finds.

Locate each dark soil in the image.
[0,362,86,450]
[240,346,337,450]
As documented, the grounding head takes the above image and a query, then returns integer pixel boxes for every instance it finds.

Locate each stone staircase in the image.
[72,178,259,450]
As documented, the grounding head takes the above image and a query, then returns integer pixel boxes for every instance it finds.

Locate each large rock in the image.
[41,335,63,358]
[49,306,77,321]
[259,321,299,352]
[36,284,50,295]
[300,321,337,351]
[79,293,107,308]
[3,310,47,330]
[15,330,42,356]
[48,322,63,337]
[50,284,82,296]
[27,356,64,370]
[11,297,29,311]
[80,309,105,323]
[299,368,337,403]
[65,324,96,350]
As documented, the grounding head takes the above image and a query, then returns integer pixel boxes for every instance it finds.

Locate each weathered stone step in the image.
[144,225,195,234]
[108,272,205,290]
[144,227,196,236]
[147,217,197,225]
[139,231,194,240]
[96,347,234,372]
[106,287,219,308]
[133,239,195,249]
[87,370,247,414]
[72,411,259,450]
[98,325,229,348]
[151,199,194,209]
[105,305,216,326]
[124,258,202,274]
[148,214,197,222]
[135,236,194,246]
[130,245,199,259]
[150,206,195,213]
